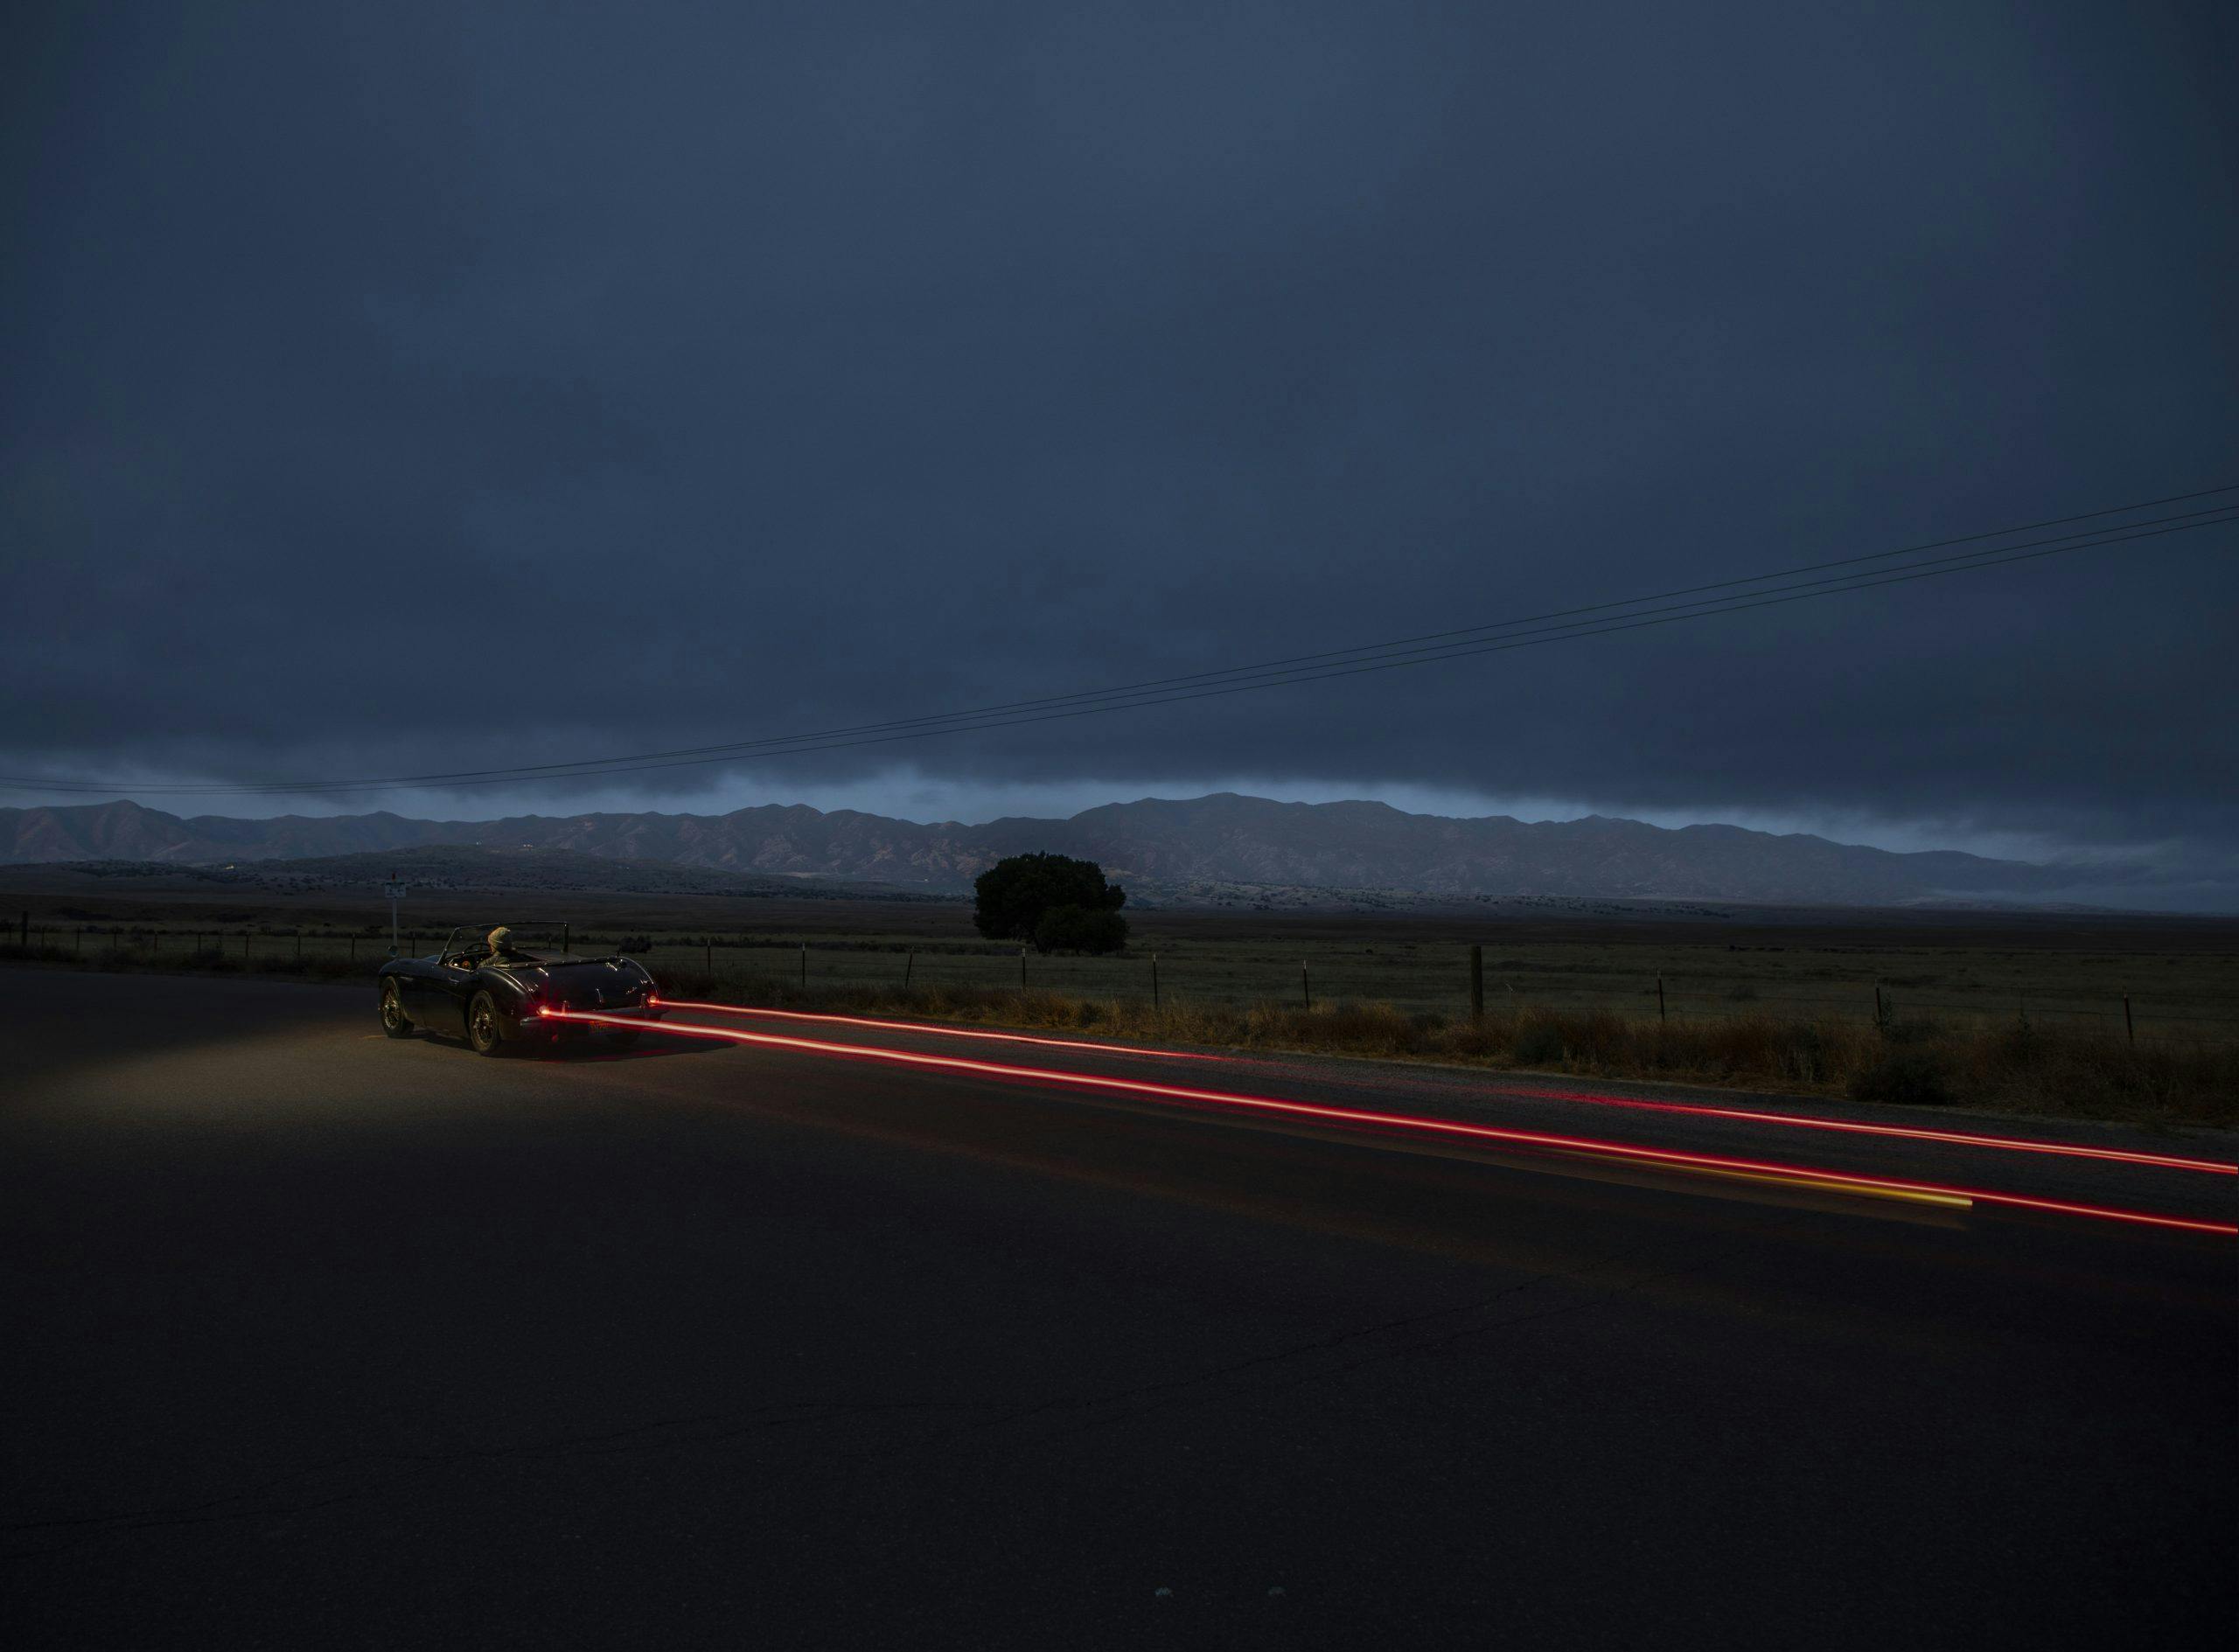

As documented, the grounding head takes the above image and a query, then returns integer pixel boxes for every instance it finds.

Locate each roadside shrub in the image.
[1692,1014,1782,1077]
[1775,1021,1827,1084]
[1303,1001,1418,1055]
[1511,1018,1566,1065]
[1848,1048,1956,1108]
[1565,1009,1630,1066]
[0,942,72,964]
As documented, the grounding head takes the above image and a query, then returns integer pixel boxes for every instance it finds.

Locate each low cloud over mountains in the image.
[0,794,2122,909]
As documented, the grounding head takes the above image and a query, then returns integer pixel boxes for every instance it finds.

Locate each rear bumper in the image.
[510,1004,662,1040]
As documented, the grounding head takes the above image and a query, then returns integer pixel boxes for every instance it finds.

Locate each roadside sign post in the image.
[383,876,408,957]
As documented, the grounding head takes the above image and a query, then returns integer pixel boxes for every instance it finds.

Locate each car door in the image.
[429,952,478,1036]
[399,943,464,1033]
[394,957,442,1024]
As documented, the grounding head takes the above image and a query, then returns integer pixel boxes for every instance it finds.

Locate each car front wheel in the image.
[468,991,507,1056]
[380,980,413,1038]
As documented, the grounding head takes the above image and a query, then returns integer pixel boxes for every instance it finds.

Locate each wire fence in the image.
[14,917,2231,1046]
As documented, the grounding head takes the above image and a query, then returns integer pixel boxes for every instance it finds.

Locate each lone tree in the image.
[973,852,1129,954]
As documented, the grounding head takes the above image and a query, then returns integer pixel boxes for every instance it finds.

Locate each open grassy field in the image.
[6,877,2231,1039]
[5,874,2234,1127]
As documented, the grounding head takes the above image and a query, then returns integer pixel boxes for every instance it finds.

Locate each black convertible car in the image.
[377,926,659,1056]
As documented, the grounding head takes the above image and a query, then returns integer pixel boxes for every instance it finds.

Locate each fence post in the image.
[705,940,713,976]
[904,948,914,989]
[1151,953,1160,1012]
[799,943,806,988]
[1657,975,1666,1022]
[243,931,250,959]
[2124,994,2135,1048]
[1470,944,1483,1021]
[1874,984,1887,1030]
[562,922,570,957]
[1301,961,1312,1012]
[1020,948,1028,991]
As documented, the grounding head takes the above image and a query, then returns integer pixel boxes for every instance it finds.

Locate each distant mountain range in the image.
[0,794,2098,908]
[0,843,950,903]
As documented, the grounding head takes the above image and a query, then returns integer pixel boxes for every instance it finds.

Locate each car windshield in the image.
[438,925,517,965]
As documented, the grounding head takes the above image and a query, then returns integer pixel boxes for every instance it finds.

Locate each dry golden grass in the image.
[644,966,2239,1132]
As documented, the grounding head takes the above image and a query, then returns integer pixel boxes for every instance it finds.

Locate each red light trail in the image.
[541,1007,2238,1237]
[1476,1085,2236,1175]
[645,997,1227,1061]
[657,1002,2228,1174]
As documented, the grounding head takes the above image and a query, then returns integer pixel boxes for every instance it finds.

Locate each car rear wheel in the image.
[606,1028,642,1049]
[468,991,507,1056]
[380,980,413,1038]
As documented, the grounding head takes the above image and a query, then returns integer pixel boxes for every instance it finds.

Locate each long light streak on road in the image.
[646,1005,2228,1173]
[645,998,1228,1061]
[1476,1086,2237,1175]
[543,1008,2239,1237]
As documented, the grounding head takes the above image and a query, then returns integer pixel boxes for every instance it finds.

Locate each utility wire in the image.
[492,479,2239,763]
[268,506,2227,791]
[12,502,2233,795]
[237,492,2239,790]
[128,483,2239,791]
[271,500,2239,790]
[530,503,2238,757]
[6,489,2234,798]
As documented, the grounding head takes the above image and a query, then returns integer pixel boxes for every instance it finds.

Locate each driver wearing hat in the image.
[484,925,535,967]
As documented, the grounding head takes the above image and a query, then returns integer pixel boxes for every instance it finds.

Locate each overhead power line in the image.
[129,484,2239,791]
[5,485,2235,798]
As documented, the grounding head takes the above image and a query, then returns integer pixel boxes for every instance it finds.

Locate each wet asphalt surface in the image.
[3,970,2233,1649]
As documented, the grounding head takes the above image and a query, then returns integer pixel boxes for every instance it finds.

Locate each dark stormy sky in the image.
[5,3,2236,900]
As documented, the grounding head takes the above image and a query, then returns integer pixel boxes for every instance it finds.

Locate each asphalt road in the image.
[3,969,2233,1649]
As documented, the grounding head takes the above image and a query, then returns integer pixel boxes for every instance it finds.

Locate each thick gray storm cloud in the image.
[4,3,2235,883]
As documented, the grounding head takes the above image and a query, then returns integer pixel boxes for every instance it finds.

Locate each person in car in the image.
[483,925,537,968]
